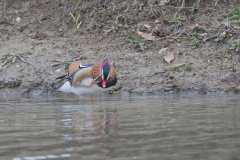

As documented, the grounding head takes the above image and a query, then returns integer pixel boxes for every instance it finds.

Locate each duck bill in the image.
[102,80,107,88]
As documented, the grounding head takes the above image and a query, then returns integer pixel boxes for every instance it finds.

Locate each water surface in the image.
[0,94,240,160]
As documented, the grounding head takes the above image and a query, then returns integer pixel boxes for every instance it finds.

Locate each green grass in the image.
[169,63,193,73]
[230,8,240,21]
[132,34,148,51]
[51,60,70,69]
[228,39,240,53]
[1,52,32,66]
[169,66,182,72]
[169,15,183,32]
[184,64,193,72]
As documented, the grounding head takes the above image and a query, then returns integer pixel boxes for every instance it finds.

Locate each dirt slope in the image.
[0,0,240,96]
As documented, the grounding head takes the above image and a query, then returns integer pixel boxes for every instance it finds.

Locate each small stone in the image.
[159,48,168,54]
[60,154,71,158]
[46,155,58,158]
[55,68,62,73]
[16,17,21,23]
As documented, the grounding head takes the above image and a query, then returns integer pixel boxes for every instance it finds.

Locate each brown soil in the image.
[0,0,240,96]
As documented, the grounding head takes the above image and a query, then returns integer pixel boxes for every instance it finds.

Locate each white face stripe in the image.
[101,69,104,80]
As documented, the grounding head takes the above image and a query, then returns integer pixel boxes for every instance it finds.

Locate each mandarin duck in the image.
[57,59,117,96]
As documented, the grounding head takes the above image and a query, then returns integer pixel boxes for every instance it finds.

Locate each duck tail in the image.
[55,74,68,80]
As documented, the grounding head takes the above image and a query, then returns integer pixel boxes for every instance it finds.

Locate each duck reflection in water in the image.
[60,105,118,154]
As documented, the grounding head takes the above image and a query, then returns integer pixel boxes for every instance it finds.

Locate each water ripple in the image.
[0,95,240,160]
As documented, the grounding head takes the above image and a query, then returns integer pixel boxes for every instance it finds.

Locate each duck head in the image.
[101,59,111,88]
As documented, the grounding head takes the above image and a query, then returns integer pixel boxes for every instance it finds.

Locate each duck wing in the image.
[71,67,93,87]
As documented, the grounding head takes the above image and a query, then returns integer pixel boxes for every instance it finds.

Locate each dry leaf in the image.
[137,31,156,41]
[160,0,170,6]
[143,24,151,29]
[164,52,174,64]
[189,23,199,30]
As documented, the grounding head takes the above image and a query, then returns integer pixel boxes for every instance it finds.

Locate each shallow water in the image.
[0,94,240,160]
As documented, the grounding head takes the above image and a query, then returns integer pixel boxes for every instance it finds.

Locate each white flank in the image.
[58,78,107,96]
[58,81,72,93]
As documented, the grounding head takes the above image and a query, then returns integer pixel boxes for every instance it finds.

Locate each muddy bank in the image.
[0,0,240,96]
